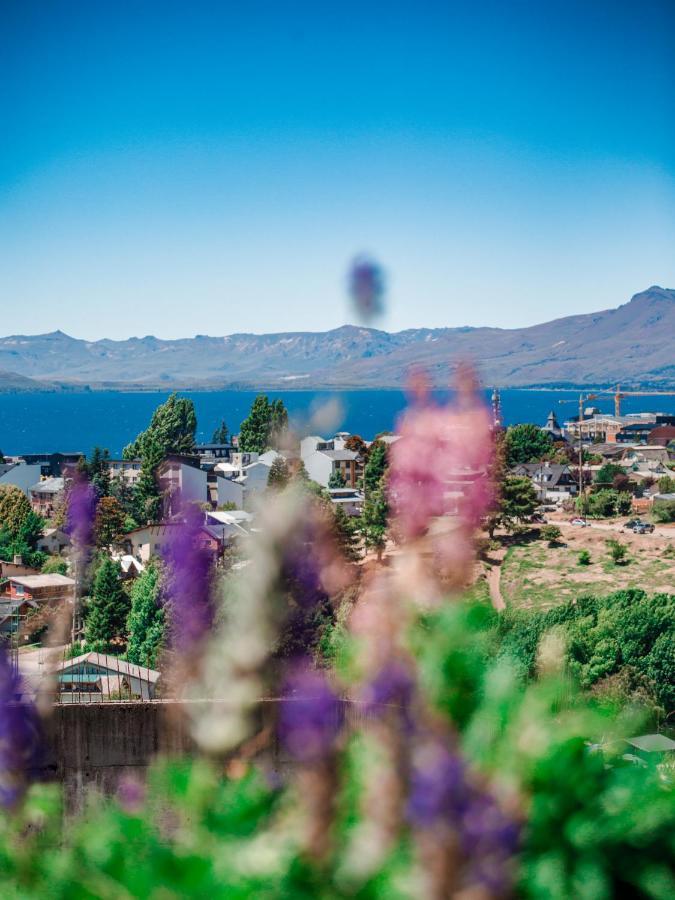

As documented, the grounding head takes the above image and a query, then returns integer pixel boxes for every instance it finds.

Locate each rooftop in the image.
[8,574,75,588]
[29,477,64,493]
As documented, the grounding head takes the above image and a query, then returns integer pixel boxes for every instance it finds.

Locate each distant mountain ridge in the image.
[1,286,673,391]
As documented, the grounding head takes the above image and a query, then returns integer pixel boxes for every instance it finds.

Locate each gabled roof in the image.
[56,651,160,683]
[29,477,64,493]
[320,449,358,461]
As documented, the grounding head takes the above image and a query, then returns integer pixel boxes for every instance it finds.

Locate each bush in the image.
[653,499,675,523]
[539,524,561,545]
[606,538,628,565]
[577,549,591,566]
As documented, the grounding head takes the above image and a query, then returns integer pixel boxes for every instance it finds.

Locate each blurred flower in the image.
[348,255,386,323]
[161,504,213,654]
[280,661,342,764]
[117,773,145,814]
[65,475,97,551]
[409,732,519,896]
[0,647,43,809]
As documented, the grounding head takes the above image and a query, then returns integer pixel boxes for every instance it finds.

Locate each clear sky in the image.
[1,0,674,340]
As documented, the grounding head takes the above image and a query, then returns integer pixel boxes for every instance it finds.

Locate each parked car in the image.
[531,513,548,524]
[623,519,642,531]
[633,523,655,534]
[569,518,589,527]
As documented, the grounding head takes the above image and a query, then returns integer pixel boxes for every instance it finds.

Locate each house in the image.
[0,559,41,579]
[54,652,160,700]
[648,425,675,448]
[541,410,563,440]
[214,453,272,507]
[512,463,578,503]
[0,598,39,636]
[157,455,208,514]
[205,509,254,541]
[107,458,142,486]
[17,452,83,478]
[36,528,71,556]
[304,448,359,488]
[5,574,75,604]
[124,523,180,562]
[564,413,656,444]
[327,487,364,516]
[29,477,65,517]
[0,463,44,497]
[111,554,145,579]
[194,442,232,461]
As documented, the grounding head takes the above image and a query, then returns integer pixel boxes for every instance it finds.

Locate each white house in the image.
[158,457,208,514]
[55,652,160,700]
[304,448,359,488]
[36,528,71,556]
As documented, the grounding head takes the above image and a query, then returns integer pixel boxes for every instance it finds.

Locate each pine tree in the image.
[333,505,361,561]
[85,557,130,649]
[211,420,229,444]
[328,469,346,488]
[267,456,291,490]
[238,394,272,452]
[360,486,388,560]
[364,442,388,494]
[95,496,126,548]
[126,564,164,668]
[123,392,197,459]
[269,399,289,449]
[133,435,164,524]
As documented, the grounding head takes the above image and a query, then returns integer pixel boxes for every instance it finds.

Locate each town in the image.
[1,388,674,703]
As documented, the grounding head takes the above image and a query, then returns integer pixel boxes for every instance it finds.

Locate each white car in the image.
[569,518,589,527]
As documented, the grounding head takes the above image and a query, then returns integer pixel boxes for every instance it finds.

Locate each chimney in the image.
[13,554,22,566]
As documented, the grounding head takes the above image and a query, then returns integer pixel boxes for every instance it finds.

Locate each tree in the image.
[79,447,112,498]
[0,485,34,537]
[267,456,291,490]
[595,463,625,487]
[269,399,289,449]
[657,474,675,494]
[653,499,675,523]
[211,420,229,444]
[332,505,361,561]
[504,424,553,467]
[328,469,346,489]
[85,557,130,648]
[238,394,272,453]
[42,557,68,575]
[344,435,368,458]
[364,442,388,494]
[126,564,164,668]
[123,393,197,459]
[95,496,126,548]
[499,476,538,527]
[133,434,165,525]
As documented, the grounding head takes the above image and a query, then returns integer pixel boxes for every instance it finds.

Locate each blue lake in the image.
[2,389,675,456]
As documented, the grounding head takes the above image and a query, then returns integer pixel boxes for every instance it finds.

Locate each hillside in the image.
[0,370,55,393]
[0,286,673,390]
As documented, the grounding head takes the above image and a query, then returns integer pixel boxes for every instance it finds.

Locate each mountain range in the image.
[1,286,673,392]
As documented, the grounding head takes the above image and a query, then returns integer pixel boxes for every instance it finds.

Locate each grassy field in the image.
[500,527,675,610]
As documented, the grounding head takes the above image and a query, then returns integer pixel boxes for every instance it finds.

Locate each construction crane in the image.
[613,385,675,417]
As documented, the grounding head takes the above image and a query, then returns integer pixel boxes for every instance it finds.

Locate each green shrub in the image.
[577,549,591,566]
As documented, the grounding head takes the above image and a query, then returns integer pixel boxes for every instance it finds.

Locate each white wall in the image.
[179,464,208,504]
[304,451,333,487]
[300,436,324,459]
[217,477,245,508]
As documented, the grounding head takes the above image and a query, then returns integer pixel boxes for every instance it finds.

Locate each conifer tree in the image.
[126,564,164,668]
[85,557,130,649]
[211,420,229,444]
[238,394,272,452]
[267,456,291,490]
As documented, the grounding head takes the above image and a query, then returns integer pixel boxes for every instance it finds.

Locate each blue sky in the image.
[1,0,674,340]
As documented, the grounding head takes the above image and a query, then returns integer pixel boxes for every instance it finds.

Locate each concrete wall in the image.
[39,699,378,809]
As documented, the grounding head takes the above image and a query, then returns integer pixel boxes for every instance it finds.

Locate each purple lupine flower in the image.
[279,662,342,764]
[0,647,43,808]
[280,521,328,610]
[408,733,519,894]
[65,475,98,551]
[161,504,213,653]
[359,660,416,734]
[117,773,146,814]
[348,255,386,323]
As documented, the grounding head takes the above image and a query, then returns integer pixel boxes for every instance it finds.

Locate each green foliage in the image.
[95,496,126,548]
[211,419,229,444]
[504,423,553,467]
[133,435,165,525]
[653,499,675,523]
[594,462,625,486]
[539,524,561,545]
[0,486,45,567]
[332,505,361,562]
[41,557,68,575]
[237,395,289,453]
[579,488,626,518]
[79,446,111,497]
[615,491,633,515]
[328,468,346,488]
[577,549,591,566]
[360,486,388,555]
[657,474,675,494]
[363,442,387,494]
[85,557,130,648]
[0,484,35,538]
[606,538,628,565]
[266,456,291,490]
[124,392,197,460]
[126,564,164,668]
[500,475,539,526]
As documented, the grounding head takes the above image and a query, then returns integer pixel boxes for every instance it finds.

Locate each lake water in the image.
[2,389,675,457]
